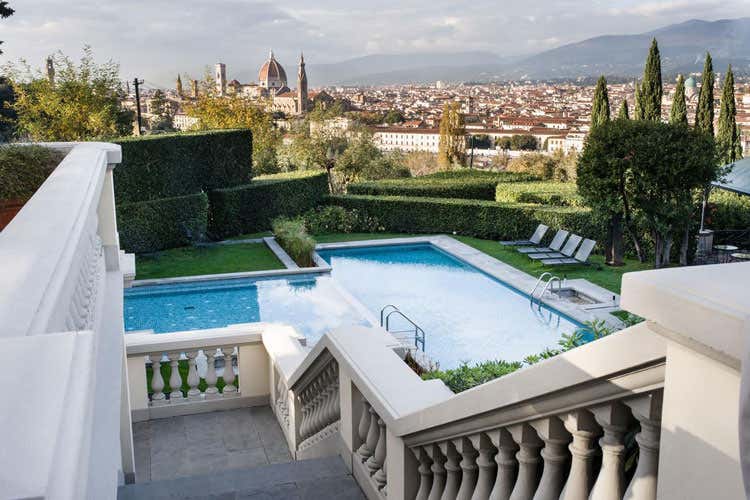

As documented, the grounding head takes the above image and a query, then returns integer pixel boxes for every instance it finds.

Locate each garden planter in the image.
[0,198,26,230]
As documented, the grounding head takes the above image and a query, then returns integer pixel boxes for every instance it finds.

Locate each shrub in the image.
[303,205,382,234]
[422,359,523,393]
[327,194,600,243]
[0,145,65,200]
[117,192,208,253]
[272,217,315,267]
[209,170,329,238]
[495,181,584,207]
[114,129,252,203]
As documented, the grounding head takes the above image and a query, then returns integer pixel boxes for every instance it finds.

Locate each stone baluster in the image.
[508,423,543,500]
[373,445,388,491]
[221,347,237,394]
[356,400,374,461]
[204,349,219,399]
[185,350,201,400]
[439,440,461,500]
[359,404,379,464]
[150,354,166,404]
[307,381,322,435]
[623,391,663,500]
[367,418,386,475]
[167,352,183,401]
[413,446,434,500]
[468,433,497,500]
[454,437,479,500]
[529,416,570,500]
[426,444,447,500]
[559,410,600,500]
[487,428,518,500]
[589,402,631,500]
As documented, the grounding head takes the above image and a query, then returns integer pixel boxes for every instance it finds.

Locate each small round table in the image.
[714,245,739,263]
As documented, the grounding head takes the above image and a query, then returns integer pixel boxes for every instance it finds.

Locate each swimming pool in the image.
[317,244,582,368]
[124,274,370,344]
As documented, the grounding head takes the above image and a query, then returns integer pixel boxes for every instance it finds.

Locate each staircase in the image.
[117,456,364,499]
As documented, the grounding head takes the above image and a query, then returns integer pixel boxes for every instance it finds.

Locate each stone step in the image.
[117,456,365,500]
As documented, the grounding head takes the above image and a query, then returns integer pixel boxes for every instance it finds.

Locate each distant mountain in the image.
[308,18,750,86]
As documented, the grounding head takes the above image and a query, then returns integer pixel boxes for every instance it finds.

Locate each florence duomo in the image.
[202,49,332,116]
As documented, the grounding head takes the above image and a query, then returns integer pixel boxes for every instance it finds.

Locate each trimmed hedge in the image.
[328,194,601,243]
[348,171,539,201]
[114,129,252,203]
[117,192,209,253]
[209,170,329,238]
[0,145,65,200]
[495,181,584,207]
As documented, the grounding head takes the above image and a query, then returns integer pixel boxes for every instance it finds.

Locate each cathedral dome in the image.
[685,76,697,88]
[258,50,287,89]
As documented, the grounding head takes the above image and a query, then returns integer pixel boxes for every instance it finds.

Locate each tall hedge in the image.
[113,129,252,203]
[495,181,584,207]
[328,194,601,243]
[209,170,329,238]
[117,193,209,253]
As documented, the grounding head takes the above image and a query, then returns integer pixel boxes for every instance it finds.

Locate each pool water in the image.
[124,275,369,345]
[317,244,582,368]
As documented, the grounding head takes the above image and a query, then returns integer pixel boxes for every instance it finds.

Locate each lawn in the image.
[135,242,284,280]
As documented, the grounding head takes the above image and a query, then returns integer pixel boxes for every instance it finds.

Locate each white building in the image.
[373,127,442,153]
[172,113,199,131]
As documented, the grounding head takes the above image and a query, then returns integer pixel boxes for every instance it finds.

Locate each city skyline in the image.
[2,0,750,86]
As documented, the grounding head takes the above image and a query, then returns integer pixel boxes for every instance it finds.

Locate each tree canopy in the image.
[638,39,662,122]
[670,74,688,126]
[590,76,610,129]
[438,101,466,169]
[617,99,629,120]
[0,1,13,55]
[717,65,742,165]
[695,52,715,136]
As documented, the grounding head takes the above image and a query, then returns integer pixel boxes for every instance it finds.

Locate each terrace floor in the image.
[133,406,292,483]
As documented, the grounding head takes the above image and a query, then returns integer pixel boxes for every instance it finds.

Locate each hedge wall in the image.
[117,192,209,253]
[209,170,329,238]
[495,181,584,207]
[347,171,539,201]
[113,129,252,203]
[328,194,600,242]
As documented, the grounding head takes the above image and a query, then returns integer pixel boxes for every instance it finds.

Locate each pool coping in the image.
[314,235,623,328]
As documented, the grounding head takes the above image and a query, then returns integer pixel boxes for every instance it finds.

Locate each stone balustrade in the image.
[295,355,342,451]
[354,397,389,497]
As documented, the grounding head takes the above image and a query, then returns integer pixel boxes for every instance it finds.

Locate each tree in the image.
[176,75,183,97]
[638,38,662,122]
[670,74,688,126]
[634,81,645,120]
[0,1,13,55]
[590,76,610,129]
[334,131,409,185]
[716,65,742,165]
[383,109,405,124]
[0,77,16,141]
[438,102,466,169]
[148,89,175,132]
[5,47,134,141]
[695,52,714,136]
[510,134,538,151]
[618,98,630,120]
[185,90,281,174]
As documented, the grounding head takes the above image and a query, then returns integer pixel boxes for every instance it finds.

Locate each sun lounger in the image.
[517,229,569,254]
[527,234,582,260]
[499,224,548,246]
[541,239,596,266]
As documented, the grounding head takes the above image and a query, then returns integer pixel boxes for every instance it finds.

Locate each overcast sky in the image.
[2,0,750,87]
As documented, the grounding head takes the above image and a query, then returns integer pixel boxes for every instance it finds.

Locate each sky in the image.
[2,0,750,88]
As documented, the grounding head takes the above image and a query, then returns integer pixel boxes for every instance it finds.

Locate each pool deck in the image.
[315,235,622,328]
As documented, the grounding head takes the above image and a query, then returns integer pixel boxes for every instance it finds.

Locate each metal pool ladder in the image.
[380,305,426,351]
[530,272,562,307]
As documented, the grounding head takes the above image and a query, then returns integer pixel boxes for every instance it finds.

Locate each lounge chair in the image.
[541,239,596,266]
[499,224,548,246]
[517,229,569,254]
[527,234,582,261]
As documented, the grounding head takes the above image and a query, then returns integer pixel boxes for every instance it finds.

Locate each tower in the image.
[191,79,199,99]
[297,52,308,115]
[215,63,227,96]
[176,74,183,97]
[46,57,55,85]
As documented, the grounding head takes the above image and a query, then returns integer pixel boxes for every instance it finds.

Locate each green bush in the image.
[348,171,538,200]
[328,194,600,243]
[303,205,383,234]
[708,190,750,230]
[422,359,523,393]
[209,170,329,238]
[114,129,252,203]
[117,192,209,253]
[0,145,65,200]
[495,181,584,207]
[272,217,315,267]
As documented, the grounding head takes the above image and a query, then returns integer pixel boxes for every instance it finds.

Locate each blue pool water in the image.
[124,275,369,345]
[317,244,582,368]
[125,243,583,369]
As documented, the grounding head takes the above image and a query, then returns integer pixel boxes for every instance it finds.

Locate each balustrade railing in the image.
[296,355,341,451]
[354,397,389,497]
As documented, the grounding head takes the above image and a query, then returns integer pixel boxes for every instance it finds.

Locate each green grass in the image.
[453,236,650,294]
[226,231,273,240]
[135,242,284,280]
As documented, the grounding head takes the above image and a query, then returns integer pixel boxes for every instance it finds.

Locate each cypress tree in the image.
[717,65,741,164]
[695,52,715,136]
[176,74,183,97]
[591,76,610,129]
[638,38,663,122]
[634,80,645,120]
[618,99,630,119]
[670,74,688,126]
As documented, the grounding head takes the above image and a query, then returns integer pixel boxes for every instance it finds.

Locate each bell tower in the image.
[297,52,308,115]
